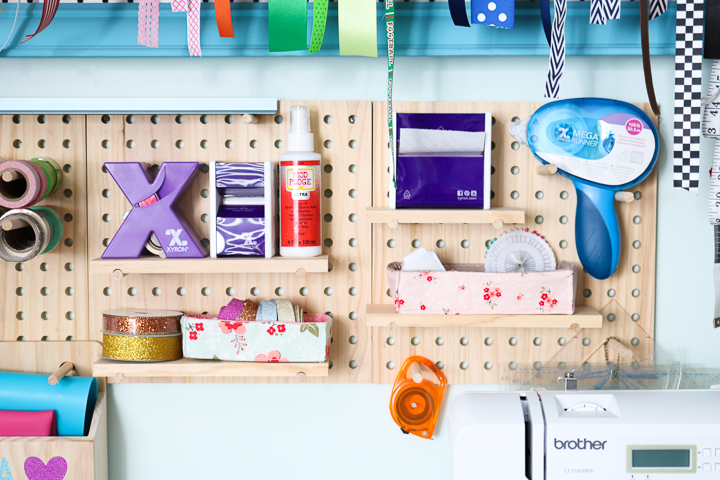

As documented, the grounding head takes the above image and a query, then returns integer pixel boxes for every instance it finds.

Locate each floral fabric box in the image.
[387,261,577,315]
[182,313,332,362]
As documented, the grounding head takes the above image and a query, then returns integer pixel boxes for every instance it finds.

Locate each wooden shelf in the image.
[90,255,328,278]
[93,358,329,380]
[366,304,603,330]
[365,207,525,228]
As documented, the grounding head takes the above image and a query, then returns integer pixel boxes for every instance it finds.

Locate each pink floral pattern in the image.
[254,350,289,363]
[483,282,502,309]
[537,287,559,312]
[219,321,245,335]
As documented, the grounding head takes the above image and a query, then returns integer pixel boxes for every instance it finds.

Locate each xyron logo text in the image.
[554,439,607,450]
[166,229,189,253]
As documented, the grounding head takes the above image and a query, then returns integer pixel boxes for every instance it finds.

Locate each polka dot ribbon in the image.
[309,0,329,53]
[471,0,514,29]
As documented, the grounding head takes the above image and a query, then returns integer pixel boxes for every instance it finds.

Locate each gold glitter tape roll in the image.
[276,299,295,323]
[238,300,258,322]
[102,332,183,361]
[102,309,183,335]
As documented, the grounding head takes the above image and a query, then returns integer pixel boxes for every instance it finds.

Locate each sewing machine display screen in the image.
[632,449,691,468]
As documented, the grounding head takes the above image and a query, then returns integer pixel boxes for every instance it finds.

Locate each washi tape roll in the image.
[29,206,63,254]
[256,300,278,321]
[275,299,295,323]
[30,157,62,199]
[293,304,304,323]
[0,208,53,262]
[24,160,47,205]
[103,309,183,335]
[0,160,42,208]
[102,332,183,361]
[238,300,258,322]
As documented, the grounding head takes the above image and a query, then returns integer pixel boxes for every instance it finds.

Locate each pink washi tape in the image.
[24,160,48,206]
[0,160,42,208]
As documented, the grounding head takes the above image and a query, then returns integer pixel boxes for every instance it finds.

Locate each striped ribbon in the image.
[21,0,60,43]
[649,0,668,19]
[590,0,607,25]
[386,0,396,187]
[544,0,566,99]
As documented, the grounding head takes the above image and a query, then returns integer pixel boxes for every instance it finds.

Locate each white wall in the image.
[1,54,715,479]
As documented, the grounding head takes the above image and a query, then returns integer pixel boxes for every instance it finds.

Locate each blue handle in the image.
[574,183,621,280]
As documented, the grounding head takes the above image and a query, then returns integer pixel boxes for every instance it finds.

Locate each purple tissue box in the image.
[216,205,266,256]
[395,113,492,209]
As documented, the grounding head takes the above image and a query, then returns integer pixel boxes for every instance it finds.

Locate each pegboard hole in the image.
[385,336,395,346]
[175,115,184,124]
[63,189,73,199]
[151,115,160,124]
[484,362,493,370]
[511,116,521,124]
[323,115,333,124]
[387,239,396,248]
[582,289,592,298]
[224,115,234,124]
[326,312,333,319]
[632,289,640,297]
[329,361,334,370]
[102,238,109,247]
[349,164,357,173]
[225,140,234,149]
[274,115,283,124]
[348,213,357,222]
[560,191,569,200]
[434,361,444,370]
[274,140,283,149]
[484,337,493,346]
[511,141,520,151]
[40,262,49,272]
[65,287,74,296]
[511,191,519,200]
[175,140,185,149]
[126,115,135,124]
[323,287,333,296]
[12,115,21,124]
[348,335,358,345]
[37,139,46,149]
[103,287,112,296]
[199,164,209,174]
[128,287,137,296]
[386,361,395,370]
[151,287,161,296]
[101,115,111,124]
[324,238,333,248]
[250,287,259,297]
[201,238,210,248]
[201,214,210,223]
[631,313,640,322]
[632,264,641,274]
[37,115,46,124]
[64,263,73,272]
[324,140,333,149]
[460,361,469,370]
[349,140,358,149]
[559,240,568,249]
[348,189,358,198]
[349,263,358,271]
[535,191,544,200]
[461,239,470,248]
[226,287,235,296]
[16,312,25,320]
[534,362,543,370]
[349,311,358,320]
[126,140,135,149]
[559,215,568,224]
[322,213,333,224]
[200,140,210,149]
[509,337,517,346]
[436,239,445,249]
[633,216,642,224]
[102,214,111,222]
[633,240,641,249]
[323,164,333,174]
[558,337,566,345]
[324,189,333,198]
[200,115,209,124]
[511,166,519,175]
[275,287,285,296]
[177,287,186,296]
[299,287,309,296]
[41,336,50,341]
[64,213,73,224]
[412,239,421,248]
[435,337,444,346]
[13,140,21,149]
[491,141,496,150]
[411,337,420,346]
[15,287,24,296]
[66,336,75,341]
[63,139,72,149]
[62,115,72,124]
[348,238,358,247]
[15,263,24,272]
[535,216,543,224]
[63,164,72,174]
[102,189,111,198]
[151,140,160,149]
[509,361,517,370]
[533,337,542,346]
[460,337,469,346]
[348,115,357,124]
[66,312,75,320]
[634,191,642,200]
[607,313,616,322]
[40,311,50,320]
[607,289,616,297]
[631,337,640,346]
[582,337,591,346]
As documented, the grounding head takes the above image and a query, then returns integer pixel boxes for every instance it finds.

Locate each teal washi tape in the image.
[29,206,64,254]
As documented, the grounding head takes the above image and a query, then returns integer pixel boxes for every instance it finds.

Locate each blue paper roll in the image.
[0,371,98,436]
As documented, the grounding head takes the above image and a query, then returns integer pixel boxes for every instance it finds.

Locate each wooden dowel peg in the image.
[614,191,634,203]
[1,219,28,231]
[388,218,399,229]
[536,164,558,175]
[111,269,126,280]
[492,219,504,230]
[296,372,306,383]
[113,373,125,383]
[241,114,259,125]
[570,323,580,333]
[410,362,423,384]
[295,268,306,278]
[48,362,75,385]
[1,170,21,182]
[607,338,633,361]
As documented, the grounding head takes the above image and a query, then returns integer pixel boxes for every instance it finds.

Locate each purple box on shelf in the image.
[393,112,492,209]
[216,205,266,256]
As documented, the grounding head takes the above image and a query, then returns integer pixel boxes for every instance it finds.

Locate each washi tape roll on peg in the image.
[103,309,183,335]
[0,160,42,208]
[275,299,295,322]
[0,207,63,262]
[102,332,183,361]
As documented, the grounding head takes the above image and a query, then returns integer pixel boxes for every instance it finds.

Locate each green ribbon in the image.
[385,0,396,187]
[269,0,307,52]
[339,0,378,57]
[309,0,329,53]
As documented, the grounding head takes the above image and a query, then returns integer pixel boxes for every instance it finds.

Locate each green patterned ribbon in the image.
[269,0,307,52]
[385,0,396,187]
[309,0,329,53]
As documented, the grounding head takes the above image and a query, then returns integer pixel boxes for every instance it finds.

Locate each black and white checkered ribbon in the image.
[544,0,566,99]
[673,0,705,193]
[649,0,668,20]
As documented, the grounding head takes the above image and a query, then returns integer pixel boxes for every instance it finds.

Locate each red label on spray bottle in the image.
[280,160,321,248]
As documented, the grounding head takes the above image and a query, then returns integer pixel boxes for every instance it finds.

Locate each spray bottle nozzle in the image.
[288,105,314,152]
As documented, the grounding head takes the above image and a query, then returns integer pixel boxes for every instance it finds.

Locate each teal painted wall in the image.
[0,54,714,479]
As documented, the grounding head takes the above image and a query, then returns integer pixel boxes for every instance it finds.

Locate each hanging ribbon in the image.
[706,0,720,59]
[449,0,470,27]
[672,0,705,193]
[590,0,607,25]
[21,0,60,43]
[640,0,660,116]
[605,0,620,20]
[472,0,514,29]
[385,0,396,187]
[269,0,307,52]
[544,0,566,99]
[138,0,160,48]
[309,0,329,53]
[649,0,668,20]
[214,0,234,38]
[170,0,201,57]
[339,0,377,56]
[539,0,551,46]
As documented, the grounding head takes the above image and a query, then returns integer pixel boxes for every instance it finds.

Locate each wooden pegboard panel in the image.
[0,115,88,343]
[85,102,372,383]
[371,102,657,384]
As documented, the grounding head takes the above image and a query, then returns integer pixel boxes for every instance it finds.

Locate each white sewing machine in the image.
[450,380,720,479]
